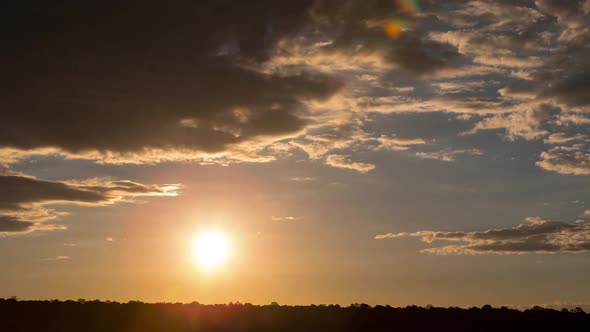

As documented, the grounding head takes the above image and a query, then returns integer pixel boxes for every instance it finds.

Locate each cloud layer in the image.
[0,0,588,174]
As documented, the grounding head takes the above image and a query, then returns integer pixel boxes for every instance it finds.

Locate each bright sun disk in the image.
[192,230,230,271]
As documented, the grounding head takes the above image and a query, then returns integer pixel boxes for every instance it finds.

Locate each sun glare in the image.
[192,230,230,271]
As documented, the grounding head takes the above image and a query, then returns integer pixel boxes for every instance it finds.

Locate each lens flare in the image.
[384,0,420,39]
[384,20,403,39]
[397,0,421,16]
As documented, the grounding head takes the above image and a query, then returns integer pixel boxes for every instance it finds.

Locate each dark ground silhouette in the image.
[1,298,588,332]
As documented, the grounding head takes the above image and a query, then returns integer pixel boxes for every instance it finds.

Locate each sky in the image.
[1,0,590,309]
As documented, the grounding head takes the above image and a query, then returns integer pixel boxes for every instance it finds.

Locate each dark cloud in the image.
[376,217,590,255]
[0,1,342,163]
[535,0,589,27]
[0,175,106,211]
[385,33,464,75]
[539,72,590,107]
[311,0,467,76]
[0,216,34,233]
[0,173,179,234]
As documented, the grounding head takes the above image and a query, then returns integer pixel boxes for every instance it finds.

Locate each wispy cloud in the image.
[415,149,483,162]
[544,133,587,145]
[0,172,181,234]
[376,217,590,255]
[376,135,426,151]
[290,177,315,182]
[43,256,71,261]
[324,155,375,173]
[271,216,301,222]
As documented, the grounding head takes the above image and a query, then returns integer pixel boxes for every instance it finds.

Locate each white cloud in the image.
[324,155,375,173]
[271,216,301,222]
[43,256,71,261]
[415,149,483,162]
[376,135,426,151]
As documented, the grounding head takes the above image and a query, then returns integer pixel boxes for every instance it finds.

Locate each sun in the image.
[192,230,230,271]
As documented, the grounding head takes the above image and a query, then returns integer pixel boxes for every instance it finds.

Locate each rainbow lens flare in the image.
[384,0,420,39]
[384,20,403,39]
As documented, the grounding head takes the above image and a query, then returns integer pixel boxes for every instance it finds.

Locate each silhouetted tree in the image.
[0,299,588,332]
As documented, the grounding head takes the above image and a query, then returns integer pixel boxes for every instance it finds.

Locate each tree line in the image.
[1,298,588,331]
